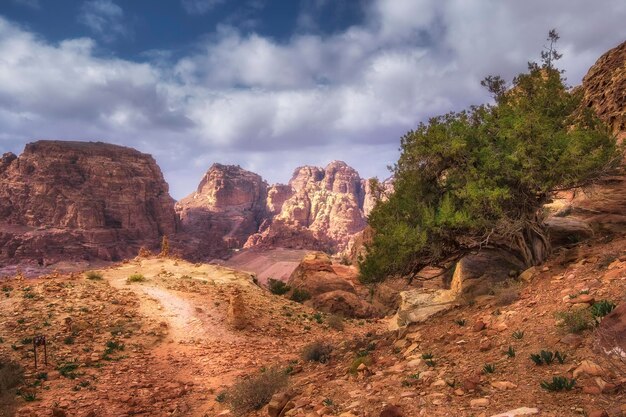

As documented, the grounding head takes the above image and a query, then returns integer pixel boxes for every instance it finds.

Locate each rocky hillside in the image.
[0,141,177,266]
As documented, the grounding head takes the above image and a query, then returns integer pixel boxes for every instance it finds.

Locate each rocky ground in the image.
[0,256,379,417]
[1,231,624,417]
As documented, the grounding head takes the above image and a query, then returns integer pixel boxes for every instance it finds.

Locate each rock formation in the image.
[175,164,268,259]
[246,161,388,252]
[182,160,388,257]
[0,141,177,264]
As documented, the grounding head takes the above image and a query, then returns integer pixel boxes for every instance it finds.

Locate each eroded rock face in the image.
[246,161,384,252]
[581,40,626,140]
[0,141,177,264]
[175,164,268,259]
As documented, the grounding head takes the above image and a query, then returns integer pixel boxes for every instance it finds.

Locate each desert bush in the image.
[512,330,525,339]
[85,271,103,280]
[268,278,290,295]
[227,366,288,415]
[505,346,516,358]
[301,341,332,364]
[556,309,594,333]
[490,279,522,306]
[349,354,373,375]
[290,288,311,303]
[127,274,146,283]
[327,315,344,331]
[482,363,496,374]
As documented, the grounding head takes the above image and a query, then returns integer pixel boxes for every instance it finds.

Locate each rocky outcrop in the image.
[0,141,177,264]
[581,40,625,140]
[246,161,382,252]
[287,252,378,318]
[175,164,268,259]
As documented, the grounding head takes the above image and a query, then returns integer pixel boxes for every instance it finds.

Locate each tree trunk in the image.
[509,215,551,267]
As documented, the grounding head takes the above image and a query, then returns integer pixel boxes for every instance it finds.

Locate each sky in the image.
[0,1,625,199]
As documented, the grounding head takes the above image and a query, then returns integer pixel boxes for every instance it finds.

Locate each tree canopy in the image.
[359,32,620,284]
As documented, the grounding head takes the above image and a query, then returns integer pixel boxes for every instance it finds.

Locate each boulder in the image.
[595,303,626,358]
[311,290,377,319]
[545,217,593,245]
[449,251,523,298]
[288,252,356,297]
[388,289,456,330]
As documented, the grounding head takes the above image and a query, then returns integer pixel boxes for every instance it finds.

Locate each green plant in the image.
[454,318,466,326]
[505,346,516,358]
[348,355,372,375]
[290,288,311,303]
[227,367,288,414]
[85,271,103,280]
[512,330,524,339]
[482,363,496,374]
[541,350,555,365]
[312,312,323,324]
[104,340,125,356]
[215,392,226,403]
[421,353,434,360]
[556,309,594,333]
[64,336,75,345]
[267,278,291,295]
[591,300,616,318]
[20,391,37,402]
[127,274,146,283]
[20,337,32,345]
[555,351,567,364]
[57,362,79,379]
[540,376,576,391]
[358,31,618,284]
[322,398,334,407]
[301,341,332,364]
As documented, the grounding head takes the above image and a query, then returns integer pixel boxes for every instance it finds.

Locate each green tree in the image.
[360,31,620,284]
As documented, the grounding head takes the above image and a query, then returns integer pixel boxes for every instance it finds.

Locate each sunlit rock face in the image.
[0,140,178,264]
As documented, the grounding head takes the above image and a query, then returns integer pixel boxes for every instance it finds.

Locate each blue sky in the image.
[1,0,625,199]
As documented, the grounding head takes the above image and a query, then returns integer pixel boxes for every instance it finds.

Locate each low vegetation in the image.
[301,341,333,364]
[85,271,103,280]
[327,314,344,331]
[540,376,576,392]
[227,367,288,415]
[127,274,146,283]
[290,288,311,303]
[556,309,594,333]
[267,278,291,295]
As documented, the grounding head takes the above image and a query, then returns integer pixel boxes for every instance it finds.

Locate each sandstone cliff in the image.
[0,140,177,264]
[175,164,268,259]
[245,161,376,252]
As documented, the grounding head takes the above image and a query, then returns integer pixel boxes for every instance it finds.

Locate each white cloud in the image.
[78,0,129,42]
[181,0,226,15]
[1,0,625,200]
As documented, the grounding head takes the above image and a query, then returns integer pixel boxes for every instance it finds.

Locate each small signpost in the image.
[33,335,47,369]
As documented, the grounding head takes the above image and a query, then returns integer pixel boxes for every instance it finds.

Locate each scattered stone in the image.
[473,321,486,332]
[490,381,517,390]
[470,398,490,408]
[573,360,604,378]
[490,408,540,417]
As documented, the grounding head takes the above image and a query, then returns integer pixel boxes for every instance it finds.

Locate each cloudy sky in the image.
[0,0,625,199]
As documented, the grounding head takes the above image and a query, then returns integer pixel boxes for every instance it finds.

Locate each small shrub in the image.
[591,300,616,318]
[57,362,79,379]
[421,353,434,360]
[268,279,291,295]
[104,340,124,355]
[490,279,522,306]
[63,336,75,345]
[85,271,103,280]
[512,330,524,339]
[312,312,323,324]
[540,376,576,391]
[454,319,466,326]
[215,392,226,403]
[127,274,146,283]
[530,353,543,366]
[348,355,372,375]
[555,351,567,364]
[556,309,594,333]
[541,350,555,365]
[482,363,496,374]
[227,367,288,415]
[301,341,332,364]
[505,346,516,358]
[327,315,344,331]
[290,288,311,303]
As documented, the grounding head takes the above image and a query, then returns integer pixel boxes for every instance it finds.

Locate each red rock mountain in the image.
[175,164,268,259]
[0,141,177,265]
